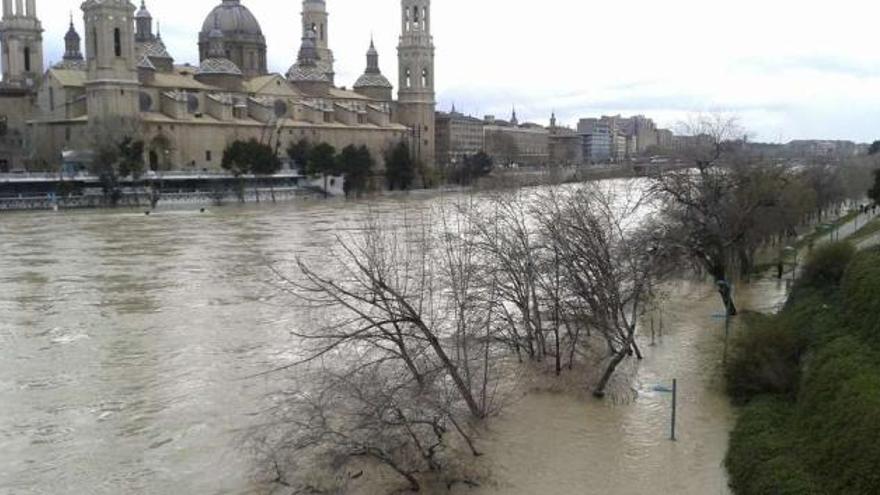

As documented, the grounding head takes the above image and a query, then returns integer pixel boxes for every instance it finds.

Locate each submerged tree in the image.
[652,114,759,315]
[385,141,416,191]
[535,183,671,396]
[256,207,510,491]
[88,117,145,206]
[338,144,375,197]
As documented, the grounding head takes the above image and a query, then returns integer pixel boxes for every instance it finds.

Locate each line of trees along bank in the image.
[284,139,494,195]
[651,113,878,315]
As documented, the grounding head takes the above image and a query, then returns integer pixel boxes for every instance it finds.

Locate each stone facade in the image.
[1,0,435,173]
[548,114,582,166]
[0,0,42,88]
[434,108,484,167]
[484,113,549,167]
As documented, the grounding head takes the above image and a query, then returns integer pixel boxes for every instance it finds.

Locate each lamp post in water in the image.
[653,380,678,441]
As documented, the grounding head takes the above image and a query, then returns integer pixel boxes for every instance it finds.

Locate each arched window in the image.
[405,69,412,88]
[413,6,420,22]
[422,7,428,30]
[311,22,317,33]
[404,8,410,32]
[114,28,122,57]
[24,47,30,72]
[421,68,429,88]
[320,23,325,41]
[92,28,98,58]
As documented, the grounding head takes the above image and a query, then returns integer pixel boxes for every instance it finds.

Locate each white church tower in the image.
[397,0,435,168]
[0,0,43,88]
[82,0,140,121]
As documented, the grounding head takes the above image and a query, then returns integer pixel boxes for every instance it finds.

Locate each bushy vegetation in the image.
[841,250,880,340]
[725,313,807,404]
[221,139,281,177]
[798,242,856,292]
[725,246,880,495]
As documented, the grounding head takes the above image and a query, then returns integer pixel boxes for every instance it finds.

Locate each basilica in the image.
[0,0,435,173]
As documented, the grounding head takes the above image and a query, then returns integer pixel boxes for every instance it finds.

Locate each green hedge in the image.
[841,249,880,344]
[726,397,816,495]
[798,242,856,292]
[725,247,880,494]
[797,337,880,494]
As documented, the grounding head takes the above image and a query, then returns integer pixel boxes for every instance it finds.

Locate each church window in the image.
[422,7,427,30]
[114,28,122,57]
[320,23,325,41]
[206,150,212,162]
[92,28,98,58]
[421,68,429,88]
[413,7,419,22]
[405,69,412,88]
[24,47,31,72]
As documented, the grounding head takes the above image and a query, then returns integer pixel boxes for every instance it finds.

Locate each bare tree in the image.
[653,114,766,314]
[533,182,671,397]
[254,206,514,491]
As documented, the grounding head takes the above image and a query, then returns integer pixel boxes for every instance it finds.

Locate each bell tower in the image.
[301,0,334,83]
[397,0,435,168]
[82,0,140,121]
[0,0,44,88]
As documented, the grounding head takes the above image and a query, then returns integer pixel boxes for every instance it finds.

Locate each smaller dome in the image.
[287,29,329,83]
[135,0,151,18]
[288,65,330,83]
[197,57,243,76]
[139,38,172,60]
[354,73,392,89]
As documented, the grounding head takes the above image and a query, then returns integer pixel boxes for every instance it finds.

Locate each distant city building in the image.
[484,110,549,166]
[435,106,484,167]
[578,114,672,159]
[548,113,582,166]
[786,140,860,158]
[582,121,612,163]
[657,128,674,149]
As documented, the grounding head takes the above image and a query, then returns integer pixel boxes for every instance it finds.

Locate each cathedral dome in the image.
[200,0,263,37]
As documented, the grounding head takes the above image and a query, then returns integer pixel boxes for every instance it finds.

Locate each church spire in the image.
[63,13,82,62]
[365,37,380,74]
[135,0,154,42]
[511,106,519,126]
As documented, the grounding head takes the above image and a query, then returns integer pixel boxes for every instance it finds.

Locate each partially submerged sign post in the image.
[653,379,678,441]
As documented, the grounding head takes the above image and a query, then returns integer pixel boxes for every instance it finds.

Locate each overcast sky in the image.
[38,0,880,142]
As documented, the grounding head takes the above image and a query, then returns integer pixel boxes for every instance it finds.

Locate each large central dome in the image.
[198,0,267,78]
[200,0,263,36]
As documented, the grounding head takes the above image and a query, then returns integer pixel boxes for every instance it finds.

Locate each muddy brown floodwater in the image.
[465,277,790,495]
[0,191,791,494]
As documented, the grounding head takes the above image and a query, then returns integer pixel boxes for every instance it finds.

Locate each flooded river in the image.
[0,193,791,494]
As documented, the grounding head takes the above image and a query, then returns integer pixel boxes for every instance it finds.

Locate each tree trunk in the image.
[593,349,628,398]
